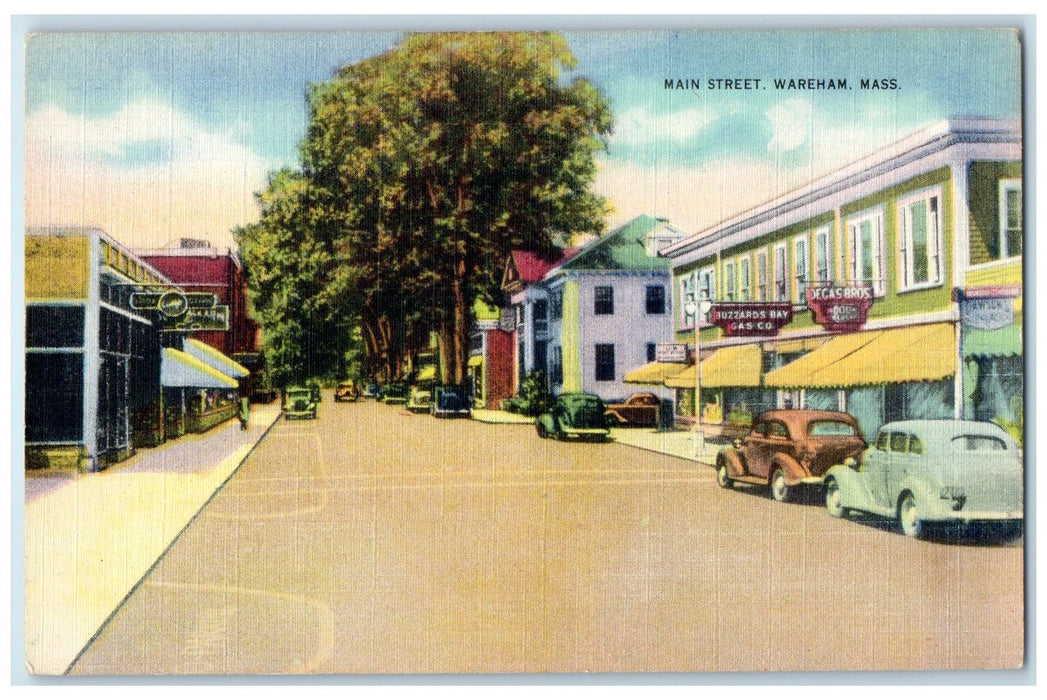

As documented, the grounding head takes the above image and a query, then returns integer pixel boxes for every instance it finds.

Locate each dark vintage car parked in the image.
[605,392,660,427]
[381,383,409,404]
[715,409,866,502]
[536,393,611,441]
[362,382,380,399]
[823,420,1023,538]
[431,384,471,418]
[283,386,318,420]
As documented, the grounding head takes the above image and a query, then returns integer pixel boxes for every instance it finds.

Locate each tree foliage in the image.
[241,32,612,385]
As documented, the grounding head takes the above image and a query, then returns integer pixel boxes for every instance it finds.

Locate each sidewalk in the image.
[470,409,722,465]
[23,403,282,676]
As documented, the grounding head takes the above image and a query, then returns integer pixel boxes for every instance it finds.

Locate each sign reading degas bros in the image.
[806,284,873,333]
[708,303,793,337]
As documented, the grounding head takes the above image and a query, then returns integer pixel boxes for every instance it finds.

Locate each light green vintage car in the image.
[283,386,318,420]
[823,420,1023,539]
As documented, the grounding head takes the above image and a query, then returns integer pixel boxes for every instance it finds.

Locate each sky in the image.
[20,22,1023,252]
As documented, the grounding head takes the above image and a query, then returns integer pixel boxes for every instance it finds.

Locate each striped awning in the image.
[963,323,1022,358]
[765,323,956,389]
[665,344,763,389]
[623,361,688,385]
[184,338,249,378]
[161,348,238,389]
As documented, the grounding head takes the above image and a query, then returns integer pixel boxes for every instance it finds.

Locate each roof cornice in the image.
[660,118,1021,264]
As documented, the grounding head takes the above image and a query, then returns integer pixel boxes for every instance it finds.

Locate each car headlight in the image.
[939,486,966,510]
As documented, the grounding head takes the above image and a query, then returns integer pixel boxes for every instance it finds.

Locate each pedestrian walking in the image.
[239,397,250,431]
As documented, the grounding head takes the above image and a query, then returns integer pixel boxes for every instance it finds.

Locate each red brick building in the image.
[137,239,260,358]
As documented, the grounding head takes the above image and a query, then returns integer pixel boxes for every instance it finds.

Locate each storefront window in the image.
[26,353,84,442]
[26,304,85,348]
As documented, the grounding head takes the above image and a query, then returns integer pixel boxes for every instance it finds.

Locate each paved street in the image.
[69,395,1024,675]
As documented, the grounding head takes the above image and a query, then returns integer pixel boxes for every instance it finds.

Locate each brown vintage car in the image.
[715,409,866,502]
[605,392,660,427]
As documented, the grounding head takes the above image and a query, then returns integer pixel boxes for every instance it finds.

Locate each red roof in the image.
[510,248,579,283]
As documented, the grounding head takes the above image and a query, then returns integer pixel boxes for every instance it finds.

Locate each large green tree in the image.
[303,31,612,383]
[236,169,357,386]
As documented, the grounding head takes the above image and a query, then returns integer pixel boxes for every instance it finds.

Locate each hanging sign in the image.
[131,290,218,315]
[160,305,230,332]
[708,302,793,336]
[961,297,1013,331]
[807,284,873,333]
[656,343,688,363]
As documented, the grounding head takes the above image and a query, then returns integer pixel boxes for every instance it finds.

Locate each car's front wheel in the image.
[536,422,547,439]
[770,468,790,503]
[715,457,733,489]
[825,478,846,518]
[898,492,924,538]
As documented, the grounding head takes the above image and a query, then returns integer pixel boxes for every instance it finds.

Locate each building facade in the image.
[467,299,516,409]
[138,238,259,358]
[26,228,250,472]
[543,215,686,402]
[26,228,170,469]
[660,118,1022,441]
[501,248,578,395]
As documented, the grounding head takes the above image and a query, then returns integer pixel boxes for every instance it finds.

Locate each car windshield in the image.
[952,435,1009,451]
[808,420,858,437]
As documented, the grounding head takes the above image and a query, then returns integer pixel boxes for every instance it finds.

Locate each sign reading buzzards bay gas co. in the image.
[806,284,874,333]
[707,302,793,336]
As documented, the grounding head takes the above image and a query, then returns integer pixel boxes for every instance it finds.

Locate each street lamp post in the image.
[684,292,713,458]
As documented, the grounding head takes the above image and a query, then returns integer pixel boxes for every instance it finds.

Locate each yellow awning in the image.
[161,348,238,389]
[184,338,249,378]
[768,337,827,354]
[623,361,688,385]
[765,323,956,389]
[416,365,438,381]
[467,355,484,368]
[665,344,763,389]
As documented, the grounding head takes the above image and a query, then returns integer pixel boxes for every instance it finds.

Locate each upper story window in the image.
[999,179,1022,259]
[756,250,769,301]
[897,188,944,291]
[549,288,563,320]
[724,261,737,301]
[679,273,696,329]
[847,208,887,297]
[594,285,614,315]
[533,298,548,320]
[645,285,666,314]
[793,235,809,306]
[814,226,833,283]
[739,256,752,301]
[773,243,789,302]
[698,267,715,304]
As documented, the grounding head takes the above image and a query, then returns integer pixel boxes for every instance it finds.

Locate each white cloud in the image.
[612,106,717,146]
[593,112,924,237]
[24,100,279,251]
[765,98,814,154]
